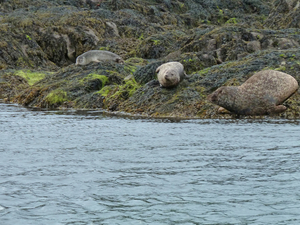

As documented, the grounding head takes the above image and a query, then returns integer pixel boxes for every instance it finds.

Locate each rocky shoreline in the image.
[1,0,300,119]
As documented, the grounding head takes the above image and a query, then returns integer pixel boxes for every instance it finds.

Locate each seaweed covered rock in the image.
[181,26,300,65]
[265,0,300,29]
[11,61,136,108]
[133,61,165,84]
[0,0,273,70]
[135,30,188,59]
[0,29,57,70]
[0,71,29,100]
[1,0,300,119]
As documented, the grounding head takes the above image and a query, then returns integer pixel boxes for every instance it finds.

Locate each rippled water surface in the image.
[1,102,300,225]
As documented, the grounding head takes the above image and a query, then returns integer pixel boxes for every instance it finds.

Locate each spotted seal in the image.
[207,70,299,115]
[75,50,124,65]
[156,62,187,88]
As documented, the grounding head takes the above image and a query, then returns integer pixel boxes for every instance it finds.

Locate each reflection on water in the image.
[1,102,300,225]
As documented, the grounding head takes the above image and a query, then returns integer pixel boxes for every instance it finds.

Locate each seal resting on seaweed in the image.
[75,50,124,65]
[207,70,299,115]
[156,62,187,88]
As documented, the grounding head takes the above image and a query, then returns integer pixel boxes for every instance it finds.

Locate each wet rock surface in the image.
[0,0,300,118]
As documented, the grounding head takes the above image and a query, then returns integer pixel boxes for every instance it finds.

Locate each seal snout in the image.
[207,93,216,102]
[207,88,221,103]
[116,58,124,64]
[165,73,174,81]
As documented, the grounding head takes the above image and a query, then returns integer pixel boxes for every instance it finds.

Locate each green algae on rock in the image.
[14,70,52,86]
[45,89,69,107]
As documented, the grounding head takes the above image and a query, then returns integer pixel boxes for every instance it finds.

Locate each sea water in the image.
[1,102,300,225]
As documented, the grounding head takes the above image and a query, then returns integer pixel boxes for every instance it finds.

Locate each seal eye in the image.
[211,93,217,101]
[217,88,224,95]
[116,58,124,64]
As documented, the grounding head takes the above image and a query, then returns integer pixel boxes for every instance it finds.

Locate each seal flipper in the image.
[272,105,287,114]
[217,107,231,114]
[183,71,191,80]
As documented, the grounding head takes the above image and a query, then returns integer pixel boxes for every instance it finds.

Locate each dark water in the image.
[1,102,300,225]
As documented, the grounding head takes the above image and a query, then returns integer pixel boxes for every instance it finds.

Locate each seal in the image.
[207,70,299,115]
[75,50,124,65]
[155,62,187,88]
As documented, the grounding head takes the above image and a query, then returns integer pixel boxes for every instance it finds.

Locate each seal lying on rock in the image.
[156,62,187,88]
[207,70,299,115]
[75,50,124,65]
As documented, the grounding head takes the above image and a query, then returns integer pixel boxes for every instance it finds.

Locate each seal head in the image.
[156,62,187,88]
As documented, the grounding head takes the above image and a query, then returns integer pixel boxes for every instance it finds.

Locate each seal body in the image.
[75,50,124,65]
[207,70,299,115]
[156,62,187,88]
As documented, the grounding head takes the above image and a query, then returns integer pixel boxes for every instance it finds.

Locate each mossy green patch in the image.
[109,78,141,100]
[15,70,47,85]
[124,65,137,74]
[80,73,109,88]
[45,89,68,105]
[151,39,161,46]
[99,46,109,51]
[96,85,115,97]
[274,66,286,71]
[194,67,211,75]
[226,18,238,24]
[124,79,141,97]
[26,34,32,40]
[138,33,144,40]
[280,54,286,58]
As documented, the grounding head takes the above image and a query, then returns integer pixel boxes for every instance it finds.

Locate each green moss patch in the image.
[108,78,141,100]
[124,64,138,74]
[122,79,142,97]
[45,89,68,105]
[15,70,47,85]
[226,18,239,24]
[80,73,109,88]
[96,85,115,97]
